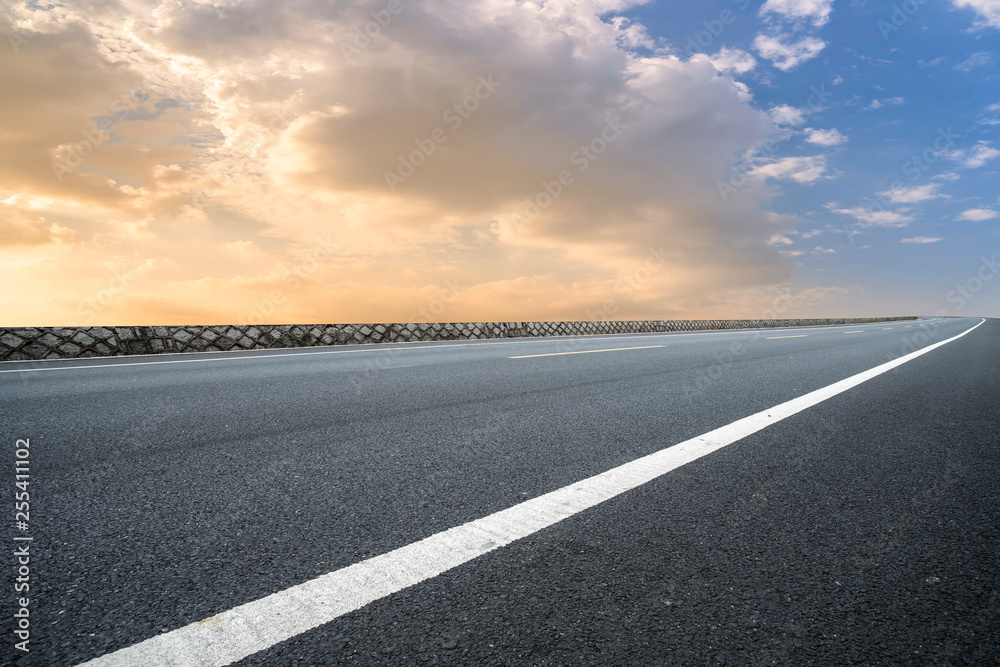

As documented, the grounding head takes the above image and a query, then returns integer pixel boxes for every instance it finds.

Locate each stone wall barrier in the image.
[0,317,918,362]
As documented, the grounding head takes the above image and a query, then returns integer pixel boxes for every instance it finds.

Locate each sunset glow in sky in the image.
[2,0,998,325]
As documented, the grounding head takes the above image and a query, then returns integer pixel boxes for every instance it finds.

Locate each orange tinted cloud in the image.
[1,0,844,326]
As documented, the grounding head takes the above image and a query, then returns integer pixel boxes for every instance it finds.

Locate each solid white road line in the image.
[1,320,930,374]
[509,345,664,358]
[76,318,985,667]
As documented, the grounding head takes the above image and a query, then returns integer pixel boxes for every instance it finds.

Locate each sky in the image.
[1,0,998,326]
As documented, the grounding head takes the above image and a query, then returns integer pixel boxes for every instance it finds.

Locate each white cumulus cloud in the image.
[879,184,943,204]
[751,156,828,183]
[760,0,835,27]
[753,33,826,71]
[957,208,999,221]
[805,127,847,146]
[952,0,1000,29]
[945,140,1000,168]
[769,104,808,126]
[706,48,758,74]
[830,206,913,228]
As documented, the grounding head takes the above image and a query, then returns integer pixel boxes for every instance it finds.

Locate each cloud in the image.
[901,237,942,244]
[966,142,1000,167]
[919,57,949,68]
[805,127,847,146]
[830,206,913,227]
[957,208,999,221]
[760,0,835,27]
[0,0,806,325]
[879,183,943,204]
[751,156,828,183]
[769,104,807,126]
[607,16,656,51]
[222,240,268,262]
[866,97,905,110]
[952,0,1000,29]
[944,140,1000,168]
[0,204,75,247]
[753,33,826,71]
[983,104,1000,127]
[0,17,159,213]
[706,48,757,74]
[955,51,993,70]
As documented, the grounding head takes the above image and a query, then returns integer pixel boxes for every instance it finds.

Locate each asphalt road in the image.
[2,317,998,666]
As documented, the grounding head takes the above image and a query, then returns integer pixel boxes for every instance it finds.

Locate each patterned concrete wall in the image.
[0,317,917,362]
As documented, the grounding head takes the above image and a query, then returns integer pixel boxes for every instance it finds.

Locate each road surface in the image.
[2,317,998,665]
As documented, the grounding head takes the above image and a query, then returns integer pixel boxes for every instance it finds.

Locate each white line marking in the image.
[76,318,985,667]
[765,335,808,339]
[1,320,929,374]
[844,331,865,334]
[509,345,664,359]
